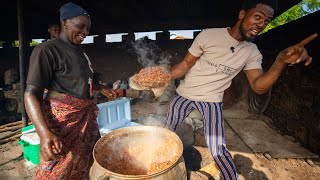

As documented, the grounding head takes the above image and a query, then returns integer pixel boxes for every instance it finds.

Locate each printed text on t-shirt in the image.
[206,61,236,75]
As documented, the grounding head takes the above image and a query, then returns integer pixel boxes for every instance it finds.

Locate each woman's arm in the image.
[24,84,62,161]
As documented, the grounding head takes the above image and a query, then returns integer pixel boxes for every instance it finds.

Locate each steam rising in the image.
[130,37,171,70]
[137,114,166,127]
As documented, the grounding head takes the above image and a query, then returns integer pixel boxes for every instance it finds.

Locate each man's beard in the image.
[239,21,255,42]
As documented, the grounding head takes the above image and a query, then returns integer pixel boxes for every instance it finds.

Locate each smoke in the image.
[130,36,171,69]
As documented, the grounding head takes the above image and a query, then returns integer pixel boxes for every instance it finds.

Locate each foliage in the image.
[260,0,320,34]
[14,40,19,47]
[12,40,40,47]
[30,41,40,46]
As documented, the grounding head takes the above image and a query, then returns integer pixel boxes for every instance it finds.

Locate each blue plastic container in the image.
[97,98,140,135]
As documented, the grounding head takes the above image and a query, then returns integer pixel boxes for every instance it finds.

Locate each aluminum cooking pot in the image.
[90,126,187,180]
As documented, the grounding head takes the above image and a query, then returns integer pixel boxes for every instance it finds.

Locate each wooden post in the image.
[17,0,28,127]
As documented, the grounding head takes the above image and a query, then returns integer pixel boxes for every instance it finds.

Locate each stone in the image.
[12,83,21,90]
[188,110,202,119]
[157,89,172,103]
[4,68,19,85]
[306,159,315,167]
[4,90,21,101]
[157,91,173,104]
[194,128,207,147]
[184,110,203,134]
[140,90,155,102]
[4,98,18,112]
[157,81,176,104]
[264,153,272,161]
[185,117,203,130]
[176,122,194,148]
[188,171,210,180]
[184,117,195,130]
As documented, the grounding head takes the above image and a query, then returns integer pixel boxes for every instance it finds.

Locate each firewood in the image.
[0,122,32,133]
[0,121,32,130]
[0,121,22,129]
[0,125,23,133]
[0,129,21,141]
[0,134,21,145]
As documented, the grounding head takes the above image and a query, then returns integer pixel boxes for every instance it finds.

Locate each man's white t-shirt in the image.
[176,28,263,102]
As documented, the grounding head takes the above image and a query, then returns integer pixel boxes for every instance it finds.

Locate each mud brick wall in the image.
[261,49,320,155]
[256,11,320,155]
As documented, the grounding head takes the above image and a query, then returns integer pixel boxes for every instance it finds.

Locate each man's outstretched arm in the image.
[245,33,318,94]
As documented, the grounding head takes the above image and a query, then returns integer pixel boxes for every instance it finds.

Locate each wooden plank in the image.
[225,118,318,159]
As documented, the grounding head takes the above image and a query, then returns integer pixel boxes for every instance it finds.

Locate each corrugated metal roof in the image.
[0,0,301,40]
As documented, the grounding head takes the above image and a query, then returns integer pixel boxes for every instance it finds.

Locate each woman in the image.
[24,2,115,179]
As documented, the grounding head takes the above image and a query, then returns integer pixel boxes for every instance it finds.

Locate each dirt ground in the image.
[1,98,320,180]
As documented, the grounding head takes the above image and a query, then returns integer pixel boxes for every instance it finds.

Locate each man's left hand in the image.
[276,33,318,66]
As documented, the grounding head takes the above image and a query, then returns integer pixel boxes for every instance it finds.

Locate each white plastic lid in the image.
[20,132,40,145]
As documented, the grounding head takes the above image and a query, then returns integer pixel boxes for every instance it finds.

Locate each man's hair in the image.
[242,0,278,12]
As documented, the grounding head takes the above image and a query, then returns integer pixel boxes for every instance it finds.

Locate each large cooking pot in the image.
[89,126,187,180]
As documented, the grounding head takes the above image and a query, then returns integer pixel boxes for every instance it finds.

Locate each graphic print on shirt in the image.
[206,60,236,75]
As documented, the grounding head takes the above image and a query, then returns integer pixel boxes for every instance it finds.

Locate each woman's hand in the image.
[276,33,317,66]
[39,131,62,161]
[24,84,63,161]
[100,87,117,101]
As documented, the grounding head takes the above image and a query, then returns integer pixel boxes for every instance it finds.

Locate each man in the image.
[43,24,60,96]
[165,0,317,179]
[25,2,115,179]
[47,24,60,39]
